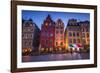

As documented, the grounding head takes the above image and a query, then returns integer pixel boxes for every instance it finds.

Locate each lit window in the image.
[77,39,80,43]
[45,23,48,26]
[50,33,53,37]
[60,42,63,46]
[87,33,89,37]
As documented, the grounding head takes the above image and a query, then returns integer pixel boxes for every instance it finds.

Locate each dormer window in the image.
[30,24,32,26]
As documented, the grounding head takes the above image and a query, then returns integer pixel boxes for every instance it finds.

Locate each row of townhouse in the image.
[40,15,90,52]
[22,15,90,53]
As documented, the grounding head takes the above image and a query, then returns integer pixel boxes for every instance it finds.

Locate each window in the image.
[27,28,30,31]
[69,39,72,43]
[82,28,85,32]
[87,39,90,42]
[77,39,80,43]
[73,39,76,43]
[60,37,63,40]
[45,23,48,26]
[83,39,86,44]
[73,32,75,37]
[69,32,72,36]
[50,33,53,37]
[50,40,52,44]
[29,41,32,46]
[86,28,89,32]
[22,34,24,38]
[82,33,85,37]
[29,34,33,38]
[77,32,79,37]
[24,41,28,46]
[56,42,58,46]
[30,24,33,27]
[60,26,63,29]
[60,31,63,34]
[60,42,63,46]
[31,28,34,31]
[24,34,27,39]
[87,33,89,37]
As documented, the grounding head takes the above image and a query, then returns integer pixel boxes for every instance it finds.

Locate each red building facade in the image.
[40,15,55,52]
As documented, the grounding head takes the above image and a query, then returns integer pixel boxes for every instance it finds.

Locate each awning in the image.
[69,44,83,48]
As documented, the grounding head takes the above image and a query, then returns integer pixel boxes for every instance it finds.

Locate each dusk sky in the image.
[22,10,90,29]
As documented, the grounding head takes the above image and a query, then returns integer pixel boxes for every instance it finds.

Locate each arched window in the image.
[69,32,72,36]
[73,32,75,37]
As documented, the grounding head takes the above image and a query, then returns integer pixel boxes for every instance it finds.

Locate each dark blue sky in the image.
[22,10,90,29]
